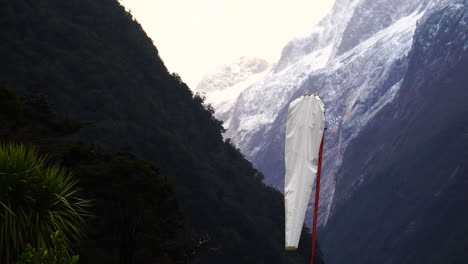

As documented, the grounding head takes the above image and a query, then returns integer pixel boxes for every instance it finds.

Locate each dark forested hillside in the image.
[0,0,321,263]
[0,87,189,263]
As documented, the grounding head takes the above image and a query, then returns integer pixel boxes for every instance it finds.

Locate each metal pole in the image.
[310,133,324,264]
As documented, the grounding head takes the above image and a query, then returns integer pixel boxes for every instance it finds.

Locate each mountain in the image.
[219,0,467,263]
[321,2,468,263]
[223,0,459,223]
[194,57,272,123]
[0,0,322,263]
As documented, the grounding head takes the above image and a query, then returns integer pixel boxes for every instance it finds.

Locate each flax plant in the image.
[0,144,90,263]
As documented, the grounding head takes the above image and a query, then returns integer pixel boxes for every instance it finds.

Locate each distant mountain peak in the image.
[194,57,272,125]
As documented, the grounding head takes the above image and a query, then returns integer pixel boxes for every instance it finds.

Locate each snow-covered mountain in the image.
[194,57,272,123]
[224,0,431,225]
[321,2,468,263]
[216,0,467,262]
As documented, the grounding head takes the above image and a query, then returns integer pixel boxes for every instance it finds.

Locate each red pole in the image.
[310,133,325,264]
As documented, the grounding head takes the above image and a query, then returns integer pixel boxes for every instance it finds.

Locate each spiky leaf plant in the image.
[0,143,90,263]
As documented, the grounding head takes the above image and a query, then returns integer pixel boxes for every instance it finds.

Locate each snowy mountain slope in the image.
[194,57,272,123]
[321,2,468,263]
[224,0,433,225]
[218,0,467,262]
[209,0,467,262]
[226,0,428,152]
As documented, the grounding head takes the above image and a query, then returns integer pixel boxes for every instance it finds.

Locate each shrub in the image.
[16,231,79,264]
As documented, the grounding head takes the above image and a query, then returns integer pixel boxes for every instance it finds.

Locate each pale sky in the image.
[120,0,335,88]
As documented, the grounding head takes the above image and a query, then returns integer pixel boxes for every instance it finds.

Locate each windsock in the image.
[285,94,325,251]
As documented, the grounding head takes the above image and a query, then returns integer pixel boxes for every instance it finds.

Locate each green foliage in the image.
[0,143,90,264]
[16,231,79,264]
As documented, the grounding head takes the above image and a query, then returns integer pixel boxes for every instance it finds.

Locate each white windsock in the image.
[285,94,325,250]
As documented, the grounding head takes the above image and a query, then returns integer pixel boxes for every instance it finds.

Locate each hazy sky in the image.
[120,0,335,88]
